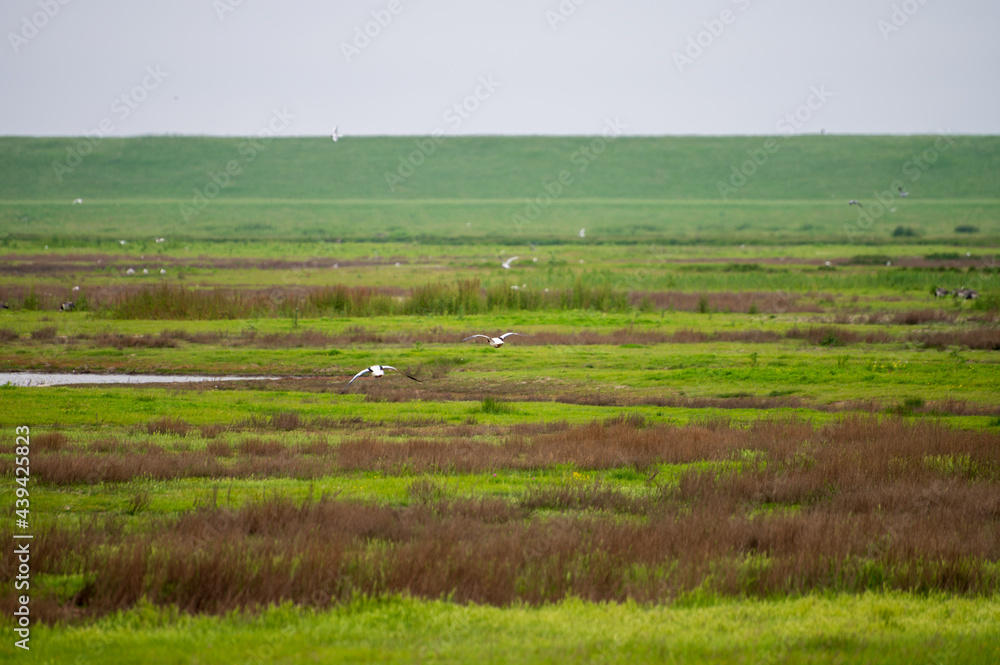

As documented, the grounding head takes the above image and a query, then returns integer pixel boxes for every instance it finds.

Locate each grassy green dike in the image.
[1,135,998,243]
[4,135,998,201]
[14,594,1000,665]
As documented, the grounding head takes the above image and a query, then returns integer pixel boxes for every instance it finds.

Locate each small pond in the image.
[0,373,277,387]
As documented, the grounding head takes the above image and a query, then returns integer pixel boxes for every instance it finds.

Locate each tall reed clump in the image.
[108,284,268,320]
[103,280,637,319]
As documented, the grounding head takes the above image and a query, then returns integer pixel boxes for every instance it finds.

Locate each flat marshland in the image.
[1,136,999,663]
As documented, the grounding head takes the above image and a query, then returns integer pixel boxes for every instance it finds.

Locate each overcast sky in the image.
[1,0,998,137]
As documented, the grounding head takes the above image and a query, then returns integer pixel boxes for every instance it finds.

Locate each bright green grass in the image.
[1,238,990,261]
[3,199,998,244]
[9,593,999,664]
[2,337,997,418]
[0,386,834,429]
[0,309,987,342]
[26,467,708,528]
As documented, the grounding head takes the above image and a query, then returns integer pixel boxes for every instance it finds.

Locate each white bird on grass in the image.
[72,198,83,204]
[501,256,519,269]
[344,364,420,389]
[462,332,532,348]
[578,228,586,238]
[331,126,342,142]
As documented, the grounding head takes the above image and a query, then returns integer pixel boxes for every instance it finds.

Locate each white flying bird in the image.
[72,198,83,204]
[344,364,420,389]
[331,126,342,142]
[848,200,861,207]
[462,332,532,348]
[578,228,586,238]
[501,256,519,269]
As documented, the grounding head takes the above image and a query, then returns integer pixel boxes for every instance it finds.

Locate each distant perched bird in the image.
[344,364,420,389]
[578,228,586,238]
[72,198,83,204]
[462,332,531,348]
[126,268,135,275]
[934,288,951,298]
[824,261,832,267]
[119,240,127,245]
[72,286,80,292]
[160,269,167,275]
[60,301,75,312]
[143,268,149,274]
[898,186,909,197]
[0,302,8,310]
[501,256,519,270]
[154,237,166,243]
[886,261,891,266]
[331,126,342,142]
